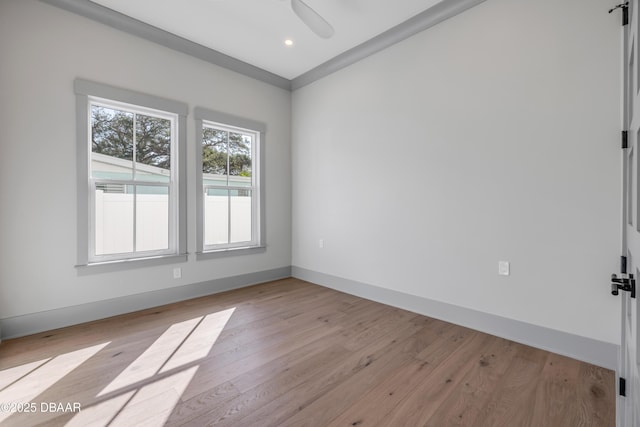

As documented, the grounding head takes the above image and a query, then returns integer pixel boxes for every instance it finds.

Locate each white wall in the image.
[0,0,623,348]
[0,0,291,319]
[292,0,621,344]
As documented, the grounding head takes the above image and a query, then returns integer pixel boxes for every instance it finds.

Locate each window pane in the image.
[95,184,133,255]
[229,132,252,187]
[136,185,169,252]
[135,114,171,183]
[199,118,259,252]
[203,127,228,184]
[230,189,252,243]
[91,105,134,180]
[204,188,229,245]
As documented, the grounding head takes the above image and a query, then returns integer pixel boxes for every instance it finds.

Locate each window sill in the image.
[76,253,188,275]
[196,246,266,260]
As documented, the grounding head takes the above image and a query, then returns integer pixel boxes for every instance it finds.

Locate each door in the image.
[621,1,640,426]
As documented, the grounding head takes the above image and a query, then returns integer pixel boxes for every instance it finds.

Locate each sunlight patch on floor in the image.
[66,366,198,427]
[64,390,135,427]
[0,342,110,423]
[99,307,235,396]
[66,307,235,426]
[98,317,202,396]
[161,308,235,372]
[111,366,199,427]
[0,358,51,391]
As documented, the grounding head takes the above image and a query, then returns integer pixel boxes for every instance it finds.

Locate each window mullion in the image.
[225,131,230,186]
[132,184,137,253]
[89,178,97,260]
[227,189,231,245]
[132,113,137,253]
[132,113,137,181]
[170,119,177,253]
[93,179,168,187]
[226,131,231,244]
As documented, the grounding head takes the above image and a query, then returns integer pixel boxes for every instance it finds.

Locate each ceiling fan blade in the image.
[290,0,334,39]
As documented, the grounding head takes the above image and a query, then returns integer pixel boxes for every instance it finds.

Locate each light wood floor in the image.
[0,278,614,426]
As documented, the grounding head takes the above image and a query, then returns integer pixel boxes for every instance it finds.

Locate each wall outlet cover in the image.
[498,261,510,276]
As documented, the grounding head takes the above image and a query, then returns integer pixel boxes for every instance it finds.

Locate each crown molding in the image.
[40,0,486,92]
[291,0,486,90]
[39,0,292,90]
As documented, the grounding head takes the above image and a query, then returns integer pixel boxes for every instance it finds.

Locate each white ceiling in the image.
[90,0,445,80]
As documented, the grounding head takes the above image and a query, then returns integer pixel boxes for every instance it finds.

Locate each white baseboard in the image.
[2,265,618,371]
[292,266,618,370]
[0,266,291,340]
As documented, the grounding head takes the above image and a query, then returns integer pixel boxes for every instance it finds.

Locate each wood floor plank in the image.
[575,362,616,427]
[0,278,615,427]
[218,316,435,427]
[236,329,423,427]
[180,323,341,401]
[375,332,492,426]
[530,352,581,427]
[204,296,347,359]
[470,344,549,427]
[423,336,519,426]
[167,344,347,426]
[274,317,462,427]
[326,320,485,426]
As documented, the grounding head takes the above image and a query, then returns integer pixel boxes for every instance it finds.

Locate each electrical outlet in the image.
[498,261,510,276]
[173,267,182,279]
[319,239,324,249]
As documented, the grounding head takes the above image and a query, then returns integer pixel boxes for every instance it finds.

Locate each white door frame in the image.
[619,1,640,426]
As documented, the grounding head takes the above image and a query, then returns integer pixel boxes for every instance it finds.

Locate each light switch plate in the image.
[498,261,510,276]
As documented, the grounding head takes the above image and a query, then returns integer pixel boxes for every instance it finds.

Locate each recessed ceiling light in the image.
[284,39,294,46]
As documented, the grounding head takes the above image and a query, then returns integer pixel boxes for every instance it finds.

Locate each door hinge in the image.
[620,377,626,396]
[609,2,630,26]
[611,273,636,298]
[621,255,627,273]
[622,130,629,149]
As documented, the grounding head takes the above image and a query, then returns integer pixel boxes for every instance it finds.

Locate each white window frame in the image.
[195,107,266,258]
[75,79,188,269]
[88,98,178,262]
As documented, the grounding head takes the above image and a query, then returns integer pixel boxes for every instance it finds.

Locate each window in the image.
[195,107,265,256]
[75,79,187,266]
